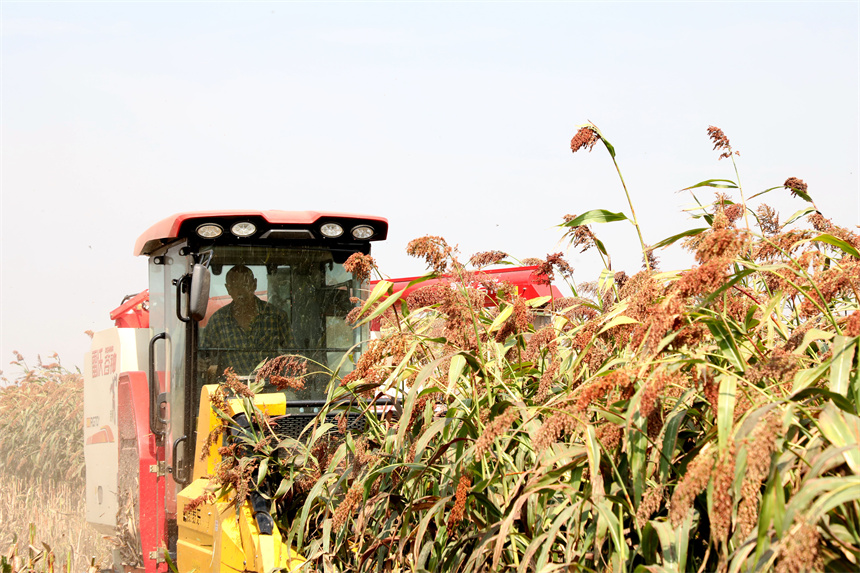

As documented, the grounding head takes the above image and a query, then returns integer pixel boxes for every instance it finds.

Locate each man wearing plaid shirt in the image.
[201,265,292,376]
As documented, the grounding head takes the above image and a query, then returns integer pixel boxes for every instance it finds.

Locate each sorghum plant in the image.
[207,126,859,573]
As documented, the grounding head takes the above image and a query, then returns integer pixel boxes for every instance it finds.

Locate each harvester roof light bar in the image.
[320,223,344,238]
[351,225,374,239]
[197,223,223,238]
[230,222,256,237]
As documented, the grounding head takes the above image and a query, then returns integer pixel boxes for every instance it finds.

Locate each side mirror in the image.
[189,263,211,322]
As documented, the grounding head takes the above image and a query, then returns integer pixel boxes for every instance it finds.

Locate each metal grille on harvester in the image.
[271,411,367,441]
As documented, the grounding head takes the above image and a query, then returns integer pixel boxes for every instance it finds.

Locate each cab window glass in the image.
[197,246,365,400]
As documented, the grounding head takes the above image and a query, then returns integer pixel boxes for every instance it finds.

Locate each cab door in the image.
[147,242,193,559]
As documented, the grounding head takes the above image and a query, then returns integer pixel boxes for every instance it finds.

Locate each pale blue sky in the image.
[2,1,858,372]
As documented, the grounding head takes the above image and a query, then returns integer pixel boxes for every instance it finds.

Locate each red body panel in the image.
[134,210,389,255]
[371,265,564,302]
[368,266,563,331]
[118,371,167,573]
[111,291,150,328]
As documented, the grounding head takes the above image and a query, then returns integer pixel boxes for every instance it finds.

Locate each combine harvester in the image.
[83,210,559,572]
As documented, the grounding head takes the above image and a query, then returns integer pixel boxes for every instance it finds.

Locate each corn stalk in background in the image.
[1,360,112,572]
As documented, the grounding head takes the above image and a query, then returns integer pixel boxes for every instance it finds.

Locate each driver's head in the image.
[225,265,257,301]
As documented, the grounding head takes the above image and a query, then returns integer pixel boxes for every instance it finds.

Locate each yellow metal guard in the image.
[176,385,305,572]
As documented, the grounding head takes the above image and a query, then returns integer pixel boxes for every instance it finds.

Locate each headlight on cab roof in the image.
[351,225,374,239]
[197,223,223,238]
[320,223,344,238]
[230,222,256,237]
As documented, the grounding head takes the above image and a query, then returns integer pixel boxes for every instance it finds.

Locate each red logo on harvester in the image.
[91,346,117,377]
[86,425,115,445]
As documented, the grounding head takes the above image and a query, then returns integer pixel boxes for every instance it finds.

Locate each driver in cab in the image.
[201,264,292,377]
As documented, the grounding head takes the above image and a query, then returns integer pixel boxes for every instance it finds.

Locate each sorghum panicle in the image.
[406,235,453,274]
[468,250,508,268]
[635,485,665,529]
[343,252,375,282]
[474,408,519,459]
[570,126,600,153]
[783,177,809,198]
[707,125,736,159]
[446,474,472,536]
[332,485,363,531]
[670,448,716,526]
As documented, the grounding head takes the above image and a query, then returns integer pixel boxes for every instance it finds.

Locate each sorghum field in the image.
[3,125,859,573]
[200,125,860,572]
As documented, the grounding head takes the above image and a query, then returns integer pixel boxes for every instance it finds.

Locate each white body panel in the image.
[83,327,148,532]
